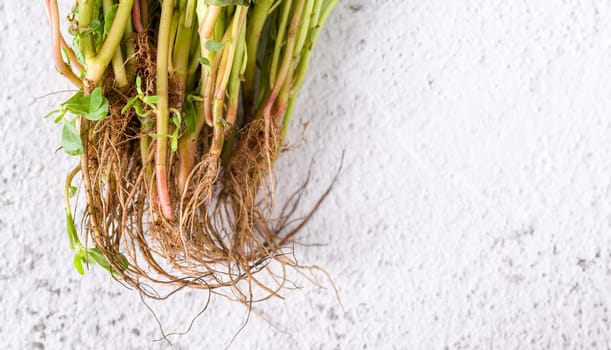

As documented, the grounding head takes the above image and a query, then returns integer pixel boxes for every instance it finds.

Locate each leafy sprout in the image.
[46,87,109,156]
[122,76,158,130]
[65,180,128,275]
[123,76,184,152]
[150,109,183,152]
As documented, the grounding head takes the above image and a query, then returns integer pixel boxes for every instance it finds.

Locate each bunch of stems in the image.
[44,0,338,300]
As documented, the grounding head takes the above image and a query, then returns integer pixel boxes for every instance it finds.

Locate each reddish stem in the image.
[132,0,145,33]
[155,164,174,220]
[44,0,82,87]
[177,140,196,194]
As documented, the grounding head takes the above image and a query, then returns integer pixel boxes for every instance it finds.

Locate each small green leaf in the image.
[62,88,108,121]
[86,248,128,274]
[69,186,77,197]
[90,19,102,31]
[121,96,138,114]
[205,40,225,52]
[86,248,111,271]
[63,91,89,115]
[199,57,210,66]
[44,109,63,120]
[89,87,104,110]
[54,112,66,124]
[65,211,79,251]
[116,254,129,271]
[142,95,160,105]
[218,117,228,129]
[73,252,84,275]
[61,119,84,156]
[171,114,181,128]
[103,5,118,38]
[184,98,196,133]
[136,76,143,96]
[171,137,178,152]
[84,89,109,121]
[133,101,145,116]
[72,34,85,65]
[139,115,154,131]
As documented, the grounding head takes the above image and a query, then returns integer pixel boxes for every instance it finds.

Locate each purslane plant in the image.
[44,0,338,302]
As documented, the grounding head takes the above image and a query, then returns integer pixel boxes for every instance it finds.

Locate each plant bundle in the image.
[44,0,338,302]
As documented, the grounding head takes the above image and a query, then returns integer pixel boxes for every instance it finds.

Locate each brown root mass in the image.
[78,33,328,303]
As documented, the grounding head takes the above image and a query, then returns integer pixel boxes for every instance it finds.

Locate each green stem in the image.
[211,6,248,156]
[64,166,82,251]
[123,15,137,80]
[294,0,315,58]
[226,19,246,128]
[291,0,338,94]
[243,0,274,113]
[269,0,293,87]
[85,0,135,86]
[261,0,305,123]
[176,4,222,192]
[171,0,197,108]
[103,0,129,89]
[281,94,297,140]
[77,0,97,62]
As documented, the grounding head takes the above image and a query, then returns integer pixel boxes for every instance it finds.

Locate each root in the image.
[63,0,340,315]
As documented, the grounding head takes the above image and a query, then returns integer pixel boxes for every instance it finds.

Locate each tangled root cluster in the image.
[78,33,330,304]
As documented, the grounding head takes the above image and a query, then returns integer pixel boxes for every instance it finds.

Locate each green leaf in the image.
[61,119,84,156]
[69,186,77,198]
[90,19,102,31]
[44,109,63,121]
[61,88,108,121]
[61,47,70,63]
[148,133,171,138]
[142,95,160,105]
[204,0,250,6]
[54,112,67,124]
[73,253,85,275]
[89,87,104,110]
[184,97,196,133]
[139,115,154,131]
[114,253,129,272]
[103,5,118,38]
[121,96,139,114]
[88,19,105,52]
[84,88,109,121]
[171,137,178,152]
[63,91,89,115]
[72,34,85,65]
[65,211,79,251]
[218,117,228,129]
[133,101,145,116]
[124,97,151,116]
[86,248,128,274]
[86,248,111,271]
[136,76,143,96]
[171,114,181,128]
[199,57,210,66]
[205,40,225,52]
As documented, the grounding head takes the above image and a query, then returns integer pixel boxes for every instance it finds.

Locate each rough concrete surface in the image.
[2,0,611,349]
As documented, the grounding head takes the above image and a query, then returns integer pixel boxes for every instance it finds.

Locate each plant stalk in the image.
[85,0,135,87]
[155,0,176,220]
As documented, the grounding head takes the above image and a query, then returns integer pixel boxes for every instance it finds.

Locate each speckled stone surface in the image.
[3,1,611,349]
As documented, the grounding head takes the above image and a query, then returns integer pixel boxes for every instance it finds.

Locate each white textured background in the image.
[2,0,611,349]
